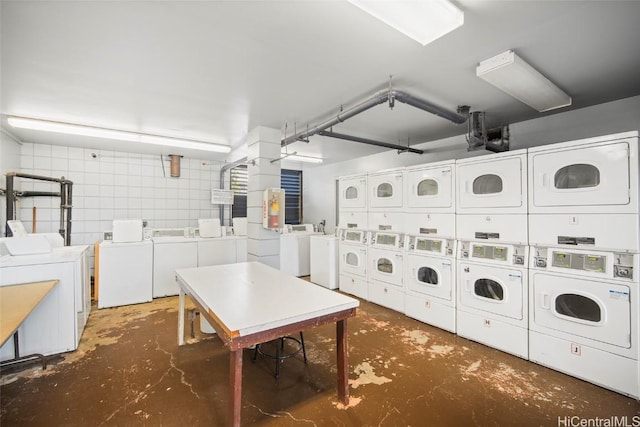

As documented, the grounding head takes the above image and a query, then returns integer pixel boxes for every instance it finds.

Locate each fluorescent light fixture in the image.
[476,50,572,112]
[7,116,231,153]
[281,152,323,164]
[347,0,463,46]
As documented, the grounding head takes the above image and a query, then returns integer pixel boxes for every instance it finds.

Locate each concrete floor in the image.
[1,293,639,426]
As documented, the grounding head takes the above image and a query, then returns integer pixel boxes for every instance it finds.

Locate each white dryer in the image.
[528,131,639,252]
[404,160,455,212]
[405,235,457,333]
[338,173,367,211]
[456,240,529,359]
[529,246,639,398]
[456,149,527,215]
[338,228,368,300]
[368,168,404,211]
[367,231,405,312]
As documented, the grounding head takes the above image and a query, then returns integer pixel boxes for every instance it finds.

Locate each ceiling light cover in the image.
[7,117,231,153]
[476,50,572,112]
[347,0,464,46]
[281,153,323,164]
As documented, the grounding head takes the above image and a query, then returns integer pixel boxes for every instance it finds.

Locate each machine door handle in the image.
[541,173,549,188]
[540,293,550,309]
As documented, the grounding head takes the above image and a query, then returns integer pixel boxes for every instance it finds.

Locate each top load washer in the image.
[338,173,367,211]
[456,149,527,214]
[528,131,639,214]
[368,168,404,211]
[404,160,455,213]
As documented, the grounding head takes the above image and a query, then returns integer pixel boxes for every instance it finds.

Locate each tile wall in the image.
[15,142,223,272]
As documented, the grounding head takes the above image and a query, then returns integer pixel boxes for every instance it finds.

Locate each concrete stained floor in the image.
[1,294,639,426]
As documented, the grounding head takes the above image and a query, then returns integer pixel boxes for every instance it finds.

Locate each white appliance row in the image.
[338,130,639,249]
[0,244,92,361]
[98,235,247,308]
[338,233,640,398]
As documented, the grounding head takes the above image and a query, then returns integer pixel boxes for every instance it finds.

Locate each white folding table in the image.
[175,261,359,427]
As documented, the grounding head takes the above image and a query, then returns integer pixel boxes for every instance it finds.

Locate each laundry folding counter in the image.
[0,280,59,370]
[175,261,359,427]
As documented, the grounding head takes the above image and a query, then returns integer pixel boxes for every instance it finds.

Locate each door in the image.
[368,170,404,209]
[457,155,525,210]
[406,254,453,301]
[406,164,454,210]
[338,175,367,210]
[339,243,367,278]
[458,262,524,320]
[368,247,404,286]
[529,141,631,208]
[531,273,631,348]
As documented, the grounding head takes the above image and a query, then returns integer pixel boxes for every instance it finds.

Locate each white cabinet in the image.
[368,169,404,210]
[310,235,339,289]
[338,174,367,211]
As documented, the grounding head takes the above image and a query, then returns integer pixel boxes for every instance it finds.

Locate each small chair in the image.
[252,332,307,378]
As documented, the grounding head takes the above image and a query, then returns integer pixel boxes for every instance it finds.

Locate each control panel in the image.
[458,241,527,265]
[531,246,636,281]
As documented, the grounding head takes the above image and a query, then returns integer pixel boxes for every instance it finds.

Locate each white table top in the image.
[175,262,359,337]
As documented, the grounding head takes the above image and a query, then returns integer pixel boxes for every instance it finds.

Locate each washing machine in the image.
[98,240,153,308]
[529,245,639,398]
[152,235,198,297]
[528,131,639,252]
[367,231,405,312]
[368,168,404,211]
[405,235,457,333]
[456,240,529,359]
[456,149,527,215]
[280,224,320,277]
[338,173,367,211]
[338,228,368,300]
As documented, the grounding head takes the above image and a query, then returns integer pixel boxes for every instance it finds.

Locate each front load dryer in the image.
[456,240,529,359]
[339,228,368,300]
[367,231,405,312]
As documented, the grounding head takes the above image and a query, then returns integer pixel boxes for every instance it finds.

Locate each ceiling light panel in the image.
[347,0,464,46]
[476,50,572,112]
[7,117,231,153]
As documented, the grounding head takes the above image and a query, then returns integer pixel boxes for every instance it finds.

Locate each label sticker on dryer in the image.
[609,289,630,301]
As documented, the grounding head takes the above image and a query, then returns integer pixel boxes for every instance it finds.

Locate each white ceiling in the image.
[2,1,640,165]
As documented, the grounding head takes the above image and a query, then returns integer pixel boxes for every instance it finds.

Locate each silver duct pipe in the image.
[281,88,468,147]
[219,157,248,226]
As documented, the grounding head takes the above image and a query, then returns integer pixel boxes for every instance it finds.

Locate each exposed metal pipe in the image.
[219,157,248,226]
[281,88,468,148]
[318,130,424,154]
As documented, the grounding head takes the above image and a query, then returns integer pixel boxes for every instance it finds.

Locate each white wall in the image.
[303,95,640,233]
[0,131,22,237]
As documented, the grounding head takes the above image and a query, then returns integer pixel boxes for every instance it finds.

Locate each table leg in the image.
[178,287,185,346]
[337,319,349,405]
[230,349,243,427]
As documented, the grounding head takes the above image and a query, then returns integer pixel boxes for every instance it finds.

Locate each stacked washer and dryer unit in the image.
[338,174,370,300]
[455,150,530,359]
[404,161,457,333]
[527,131,639,399]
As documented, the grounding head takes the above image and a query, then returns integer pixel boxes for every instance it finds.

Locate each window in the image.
[231,165,248,220]
[474,279,504,300]
[281,169,302,225]
[417,179,438,196]
[230,166,302,225]
[417,267,438,285]
[555,293,601,322]
[554,164,600,189]
[377,182,393,198]
[345,186,358,199]
[473,174,503,194]
[377,258,393,274]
